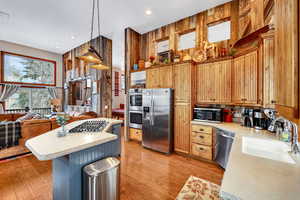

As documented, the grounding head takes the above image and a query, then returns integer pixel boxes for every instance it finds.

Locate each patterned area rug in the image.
[176,176,221,200]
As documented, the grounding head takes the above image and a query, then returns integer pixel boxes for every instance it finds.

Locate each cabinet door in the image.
[174,103,190,154]
[159,65,173,88]
[217,60,232,103]
[196,63,214,103]
[263,36,276,108]
[275,0,298,119]
[244,51,258,104]
[232,56,245,103]
[174,63,191,102]
[146,68,160,88]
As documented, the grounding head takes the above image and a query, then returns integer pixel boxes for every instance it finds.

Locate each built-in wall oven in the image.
[128,89,143,129]
[129,88,143,111]
[129,111,143,129]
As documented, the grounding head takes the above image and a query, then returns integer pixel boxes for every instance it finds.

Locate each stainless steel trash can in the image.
[83,157,120,200]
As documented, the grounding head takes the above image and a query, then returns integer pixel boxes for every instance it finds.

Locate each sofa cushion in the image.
[16,112,36,122]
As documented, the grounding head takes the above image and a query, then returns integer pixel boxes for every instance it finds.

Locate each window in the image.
[208,21,231,43]
[178,31,196,50]
[5,87,52,110]
[2,52,56,86]
[156,39,169,53]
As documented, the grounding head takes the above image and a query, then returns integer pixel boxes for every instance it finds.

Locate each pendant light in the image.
[78,0,109,70]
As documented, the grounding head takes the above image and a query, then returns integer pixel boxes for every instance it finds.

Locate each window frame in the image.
[207,19,231,43]
[4,86,52,110]
[1,51,57,87]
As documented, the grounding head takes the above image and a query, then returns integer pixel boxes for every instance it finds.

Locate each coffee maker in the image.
[241,108,254,127]
[253,109,267,130]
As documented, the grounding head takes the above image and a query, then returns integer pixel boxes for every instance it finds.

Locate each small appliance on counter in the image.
[193,106,223,123]
[223,109,233,123]
[240,108,254,127]
[253,109,268,130]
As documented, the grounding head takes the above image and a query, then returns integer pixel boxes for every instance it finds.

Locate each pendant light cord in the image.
[90,0,95,42]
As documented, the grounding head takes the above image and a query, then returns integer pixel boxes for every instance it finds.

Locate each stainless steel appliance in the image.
[193,107,223,123]
[129,111,143,129]
[215,129,235,169]
[253,109,268,130]
[128,88,143,111]
[142,88,173,154]
[241,108,254,127]
[128,89,143,129]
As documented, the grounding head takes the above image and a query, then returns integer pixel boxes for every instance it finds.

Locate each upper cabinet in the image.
[146,65,173,89]
[146,68,160,88]
[232,51,259,105]
[274,0,299,119]
[262,32,276,108]
[196,60,231,104]
[174,63,193,103]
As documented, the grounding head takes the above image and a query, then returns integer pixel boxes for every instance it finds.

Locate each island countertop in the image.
[191,121,300,200]
[26,118,122,161]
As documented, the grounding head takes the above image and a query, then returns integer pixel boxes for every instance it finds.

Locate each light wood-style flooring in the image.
[0,130,224,200]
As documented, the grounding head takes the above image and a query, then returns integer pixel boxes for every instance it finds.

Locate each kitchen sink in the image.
[242,136,296,164]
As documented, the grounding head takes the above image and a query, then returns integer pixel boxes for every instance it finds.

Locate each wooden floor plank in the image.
[0,129,223,200]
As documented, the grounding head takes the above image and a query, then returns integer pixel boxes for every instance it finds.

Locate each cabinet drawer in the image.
[191,143,212,160]
[191,132,212,146]
[129,128,142,142]
[191,124,212,134]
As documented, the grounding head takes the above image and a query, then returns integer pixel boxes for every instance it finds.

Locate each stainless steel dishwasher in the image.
[215,129,235,169]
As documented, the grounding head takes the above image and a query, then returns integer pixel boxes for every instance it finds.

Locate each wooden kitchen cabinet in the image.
[146,68,160,88]
[274,0,299,119]
[262,32,276,108]
[146,65,173,88]
[174,103,191,154]
[174,63,192,103]
[197,63,214,103]
[232,51,258,105]
[196,60,231,104]
[159,65,173,88]
[190,124,214,160]
[129,128,142,142]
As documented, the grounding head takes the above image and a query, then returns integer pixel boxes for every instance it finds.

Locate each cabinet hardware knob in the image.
[199,147,205,151]
[271,100,277,104]
[199,129,204,131]
[199,136,204,139]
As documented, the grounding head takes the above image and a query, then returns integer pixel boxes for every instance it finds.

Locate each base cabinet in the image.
[129,128,142,142]
[174,103,191,154]
[190,124,214,161]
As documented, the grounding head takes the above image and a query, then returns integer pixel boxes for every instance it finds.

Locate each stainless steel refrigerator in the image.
[142,88,173,154]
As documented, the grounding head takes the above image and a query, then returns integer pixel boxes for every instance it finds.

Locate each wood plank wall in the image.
[139,1,239,63]
[63,36,112,117]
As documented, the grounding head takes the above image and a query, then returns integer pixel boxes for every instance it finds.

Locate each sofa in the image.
[0,112,97,159]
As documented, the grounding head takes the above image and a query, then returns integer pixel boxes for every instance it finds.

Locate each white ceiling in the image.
[0,0,231,54]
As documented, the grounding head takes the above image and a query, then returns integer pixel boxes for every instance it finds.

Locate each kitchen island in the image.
[26,118,122,200]
[191,121,300,200]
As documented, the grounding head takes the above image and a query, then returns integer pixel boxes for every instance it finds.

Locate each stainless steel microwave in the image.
[193,107,223,123]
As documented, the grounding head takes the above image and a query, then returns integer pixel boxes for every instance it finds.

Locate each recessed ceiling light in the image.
[71,36,75,40]
[145,9,152,15]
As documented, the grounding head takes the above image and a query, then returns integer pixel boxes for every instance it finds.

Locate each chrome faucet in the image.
[270,116,300,155]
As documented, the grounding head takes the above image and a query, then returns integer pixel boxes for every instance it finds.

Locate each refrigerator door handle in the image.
[151,96,155,126]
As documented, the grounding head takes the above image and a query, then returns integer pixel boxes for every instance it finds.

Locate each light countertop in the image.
[191,121,300,200]
[26,118,122,161]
